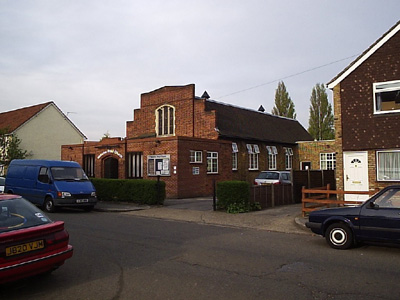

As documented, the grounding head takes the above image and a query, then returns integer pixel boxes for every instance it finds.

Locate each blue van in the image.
[5,160,97,212]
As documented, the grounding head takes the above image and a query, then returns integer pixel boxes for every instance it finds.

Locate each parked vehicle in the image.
[306,185,400,250]
[0,177,4,193]
[5,160,97,212]
[254,171,291,185]
[0,194,73,284]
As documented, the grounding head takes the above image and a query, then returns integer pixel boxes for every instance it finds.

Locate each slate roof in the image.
[0,101,86,138]
[204,99,312,144]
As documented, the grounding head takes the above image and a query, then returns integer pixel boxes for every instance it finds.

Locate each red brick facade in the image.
[62,84,312,198]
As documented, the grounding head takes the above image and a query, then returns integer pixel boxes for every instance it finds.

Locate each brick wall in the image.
[297,140,336,170]
[340,31,400,151]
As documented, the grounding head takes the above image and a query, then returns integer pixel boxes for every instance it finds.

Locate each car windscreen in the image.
[257,172,279,179]
[51,167,89,181]
[0,198,52,233]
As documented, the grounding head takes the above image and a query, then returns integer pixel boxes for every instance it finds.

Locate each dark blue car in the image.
[306,185,400,250]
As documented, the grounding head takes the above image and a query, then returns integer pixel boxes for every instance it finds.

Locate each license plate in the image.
[76,199,88,203]
[6,240,45,257]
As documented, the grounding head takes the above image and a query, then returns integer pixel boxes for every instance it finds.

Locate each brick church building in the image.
[62,84,312,198]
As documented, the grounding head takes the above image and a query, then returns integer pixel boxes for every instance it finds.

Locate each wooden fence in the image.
[301,184,377,217]
[292,169,336,203]
[250,184,294,209]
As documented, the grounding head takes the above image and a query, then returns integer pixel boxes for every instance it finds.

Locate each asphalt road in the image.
[2,210,400,300]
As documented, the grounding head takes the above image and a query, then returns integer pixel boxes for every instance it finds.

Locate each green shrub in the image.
[90,178,165,205]
[217,181,261,213]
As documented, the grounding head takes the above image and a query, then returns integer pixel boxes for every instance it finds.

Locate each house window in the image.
[156,105,175,136]
[377,150,400,181]
[207,152,218,174]
[374,80,400,114]
[266,146,277,170]
[190,150,202,163]
[285,147,293,170]
[246,144,259,170]
[127,152,143,178]
[232,143,238,170]
[83,154,95,177]
[320,152,336,170]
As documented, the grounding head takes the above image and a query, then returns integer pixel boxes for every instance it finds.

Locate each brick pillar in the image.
[333,84,344,195]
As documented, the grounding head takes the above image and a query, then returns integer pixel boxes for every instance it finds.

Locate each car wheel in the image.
[44,197,56,213]
[325,223,353,250]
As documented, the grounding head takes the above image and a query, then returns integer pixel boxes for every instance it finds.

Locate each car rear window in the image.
[257,172,279,179]
[0,198,52,233]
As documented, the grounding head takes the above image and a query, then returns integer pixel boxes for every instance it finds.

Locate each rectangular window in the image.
[377,150,400,181]
[232,152,238,170]
[374,80,400,114]
[83,154,95,177]
[163,106,169,135]
[190,150,202,163]
[320,152,336,170]
[285,147,293,170]
[232,143,238,170]
[266,146,277,170]
[207,152,218,174]
[127,152,143,178]
[246,144,259,170]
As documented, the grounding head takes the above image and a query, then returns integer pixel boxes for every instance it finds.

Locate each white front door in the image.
[343,151,369,201]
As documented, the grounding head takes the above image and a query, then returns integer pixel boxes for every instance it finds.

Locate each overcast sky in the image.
[1,1,399,140]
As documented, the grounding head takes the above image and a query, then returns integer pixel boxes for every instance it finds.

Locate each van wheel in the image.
[44,197,56,213]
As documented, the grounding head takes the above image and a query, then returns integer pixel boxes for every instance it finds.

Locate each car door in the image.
[34,167,52,205]
[358,187,400,242]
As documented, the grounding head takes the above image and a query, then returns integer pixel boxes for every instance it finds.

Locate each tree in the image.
[0,128,27,166]
[271,81,296,119]
[308,83,335,140]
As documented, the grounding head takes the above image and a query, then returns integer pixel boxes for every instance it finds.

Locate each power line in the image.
[218,54,359,99]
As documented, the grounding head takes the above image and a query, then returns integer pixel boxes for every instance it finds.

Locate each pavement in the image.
[94,197,310,235]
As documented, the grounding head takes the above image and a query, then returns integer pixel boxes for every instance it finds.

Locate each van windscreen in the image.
[50,167,89,181]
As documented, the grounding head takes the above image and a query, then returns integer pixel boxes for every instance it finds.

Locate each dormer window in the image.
[156,105,175,136]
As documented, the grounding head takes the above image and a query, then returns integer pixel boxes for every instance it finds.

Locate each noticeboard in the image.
[147,155,170,176]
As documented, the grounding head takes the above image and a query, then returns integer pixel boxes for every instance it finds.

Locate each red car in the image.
[0,194,73,284]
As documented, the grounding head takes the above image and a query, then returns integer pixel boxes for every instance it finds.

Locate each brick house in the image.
[327,20,400,199]
[0,102,86,175]
[62,84,312,198]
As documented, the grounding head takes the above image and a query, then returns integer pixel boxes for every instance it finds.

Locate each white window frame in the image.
[207,152,218,174]
[156,105,175,137]
[246,144,259,170]
[232,143,238,170]
[320,152,336,170]
[190,150,202,163]
[377,150,400,181]
[266,146,277,170]
[373,80,400,114]
[285,147,293,170]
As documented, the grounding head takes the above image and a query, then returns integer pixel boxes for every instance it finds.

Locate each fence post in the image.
[213,179,216,211]
[271,184,275,207]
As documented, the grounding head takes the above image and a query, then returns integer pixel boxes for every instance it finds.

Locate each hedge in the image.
[91,178,165,205]
[216,181,250,210]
